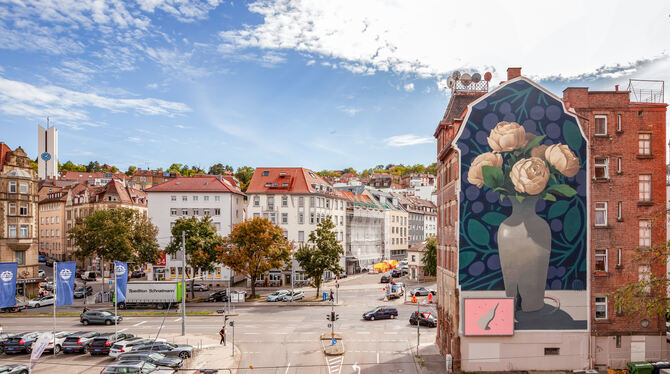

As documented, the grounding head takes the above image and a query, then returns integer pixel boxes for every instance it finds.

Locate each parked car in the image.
[102,361,175,374]
[89,333,135,356]
[45,258,54,267]
[391,269,401,278]
[117,352,183,369]
[133,343,193,359]
[380,275,391,283]
[38,255,46,263]
[28,295,55,308]
[80,271,97,281]
[109,338,167,358]
[205,290,228,302]
[40,282,54,291]
[409,311,437,327]
[187,283,209,292]
[363,306,398,321]
[38,270,45,278]
[281,290,304,302]
[36,331,73,354]
[0,364,28,374]
[73,285,93,298]
[81,310,122,326]
[266,290,289,302]
[410,287,435,297]
[3,332,40,354]
[131,270,145,278]
[0,333,17,353]
[62,331,101,354]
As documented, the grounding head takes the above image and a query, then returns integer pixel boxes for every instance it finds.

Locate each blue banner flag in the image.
[114,261,128,303]
[55,262,76,306]
[0,262,17,309]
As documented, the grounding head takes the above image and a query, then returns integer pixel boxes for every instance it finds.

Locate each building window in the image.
[18,204,27,216]
[595,115,607,135]
[182,209,188,216]
[617,248,622,267]
[182,196,187,201]
[253,213,260,218]
[19,224,28,238]
[269,213,276,224]
[298,212,304,224]
[204,196,209,201]
[193,209,199,216]
[639,220,651,248]
[639,175,651,202]
[617,157,622,174]
[298,197,304,207]
[594,158,608,179]
[268,196,274,208]
[339,216,343,225]
[215,196,220,202]
[595,249,607,272]
[638,133,651,155]
[639,265,651,294]
[193,196,198,201]
[281,213,288,224]
[15,251,24,265]
[171,195,176,201]
[615,335,621,348]
[411,255,416,262]
[544,348,560,356]
[262,170,269,176]
[204,209,210,216]
[310,213,315,224]
[8,225,16,238]
[8,181,17,193]
[253,196,260,206]
[617,114,622,132]
[19,182,28,194]
[309,197,315,207]
[617,201,622,221]
[298,231,304,242]
[595,297,607,319]
[171,209,177,216]
[282,196,288,207]
[8,203,16,216]
[214,208,221,216]
[595,202,607,226]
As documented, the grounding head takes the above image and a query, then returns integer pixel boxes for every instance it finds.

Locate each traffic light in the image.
[329,312,339,321]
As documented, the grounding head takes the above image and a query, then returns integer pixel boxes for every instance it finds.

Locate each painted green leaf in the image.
[547,200,570,219]
[481,166,504,189]
[460,251,477,269]
[467,219,490,247]
[481,212,507,227]
[563,120,583,151]
[524,135,546,153]
[515,195,525,203]
[563,206,581,241]
[546,184,577,197]
[543,193,556,202]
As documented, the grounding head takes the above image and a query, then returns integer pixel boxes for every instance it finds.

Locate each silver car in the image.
[266,290,289,302]
[281,290,304,301]
[109,338,167,358]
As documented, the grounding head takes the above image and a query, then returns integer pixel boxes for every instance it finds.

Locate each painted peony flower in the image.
[530,144,549,160]
[467,152,503,188]
[510,157,550,195]
[487,121,527,152]
[544,144,580,178]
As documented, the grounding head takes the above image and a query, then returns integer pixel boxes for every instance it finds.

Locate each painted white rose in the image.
[467,152,503,188]
[530,144,549,160]
[545,144,580,178]
[510,157,550,195]
[487,121,527,152]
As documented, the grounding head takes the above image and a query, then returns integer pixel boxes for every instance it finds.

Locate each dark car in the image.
[0,333,17,353]
[117,352,183,368]
[380,275,391,283]
[391,269,401,278]
[131,270,145,279]
[409,311,437,327]
[81,310,122,325]
[0,364,29,374]
[205,290,228,302]
[133,343,193,359]
[89,333,135,355]
[74,285,93,298]
[62,331,101,353]
[3,332,39,354]
[363,306,398,321]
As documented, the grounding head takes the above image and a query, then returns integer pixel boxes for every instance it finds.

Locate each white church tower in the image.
[37,123,58,180]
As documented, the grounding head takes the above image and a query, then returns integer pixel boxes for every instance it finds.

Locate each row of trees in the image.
[68,208,344,298]
[317,163,437,179]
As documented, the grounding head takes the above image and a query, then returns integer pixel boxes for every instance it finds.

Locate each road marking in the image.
[377,351,379,364]
[244,332,260,335]
[118,328,127,332]
[133,321,146,327]
[325,355,343,374]
[173,318,182,322]
[355,331,370,334]
[284,362,291,374]
[271,332,288,335]
[383,331,398,335]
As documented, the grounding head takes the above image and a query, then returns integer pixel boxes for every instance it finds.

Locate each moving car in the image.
[116,352,183,369]
[266,290,289,302]
[410,287,435,297]
[89,333,135,355]
[36,331,73,354]
[187,283,208,292]
[101,361,175,374]
[281,290,304,301]
[109,338,167,358]
[74,285,93,298]
[38,270,45,278]
[62,331,101,354]
[4,333,40,354]
[380,275,391,283]
[80,310,122,325]
[81,271,97,281]
[409,311,437,327]
[391,269,401,278]
[133,342,193,359]
[0,364,29,374]
[363,306,398,321]
[205,290,228,302]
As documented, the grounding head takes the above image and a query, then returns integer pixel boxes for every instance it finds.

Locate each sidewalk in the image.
[416,343,446,373]
[163,333,241,374]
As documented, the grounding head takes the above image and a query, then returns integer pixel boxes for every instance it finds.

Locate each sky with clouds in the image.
[1,0,668,171]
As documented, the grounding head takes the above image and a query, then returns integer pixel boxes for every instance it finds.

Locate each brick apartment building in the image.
[434,67,667,371]
[130,169,180,190]
[563,83,668,369]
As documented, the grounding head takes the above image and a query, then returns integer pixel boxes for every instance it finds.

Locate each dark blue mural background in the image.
[457,79,587,291]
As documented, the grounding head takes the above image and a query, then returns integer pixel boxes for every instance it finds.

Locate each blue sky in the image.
[1,0,668,172]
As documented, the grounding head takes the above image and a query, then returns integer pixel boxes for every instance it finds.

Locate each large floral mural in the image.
[457,78,587,330]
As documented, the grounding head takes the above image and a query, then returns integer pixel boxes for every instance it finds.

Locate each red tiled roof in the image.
[67,180,148,206]
[0,142,12,168]
[145,175,243,195]
[59,171,129,183]
[246,167,338,196]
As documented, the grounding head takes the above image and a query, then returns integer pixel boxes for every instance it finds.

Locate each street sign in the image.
[108,280,112,285]
[229,321,234,327]
[331,339,336,345]
[327,323,332,328]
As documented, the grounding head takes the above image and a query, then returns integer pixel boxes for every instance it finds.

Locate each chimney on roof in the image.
[615,85,619,92]
[507,67,522,80]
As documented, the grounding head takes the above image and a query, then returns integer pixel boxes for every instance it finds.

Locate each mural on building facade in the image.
[456,78,588,330]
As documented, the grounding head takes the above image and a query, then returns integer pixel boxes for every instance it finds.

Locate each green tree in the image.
[341,167,357,175]
[30,158,38,173]
[86,161,101,172]
[218,217,291,297]
[294,217,344,298]
[165,216,224,298]
[235,166,255,192]
[426,162,437,175]
[125,166,137,176]
[60,160,86,172]
[208,163,234,175]
[167,163,183,174]
[421,237,437,277]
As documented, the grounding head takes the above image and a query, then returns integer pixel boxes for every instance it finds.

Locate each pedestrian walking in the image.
[219,325,226,345]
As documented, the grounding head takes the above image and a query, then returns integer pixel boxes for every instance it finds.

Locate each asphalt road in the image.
[3,272,444,373]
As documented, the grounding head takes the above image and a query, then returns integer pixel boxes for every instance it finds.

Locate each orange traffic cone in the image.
[428,293,433,303]
[411,295,417,303]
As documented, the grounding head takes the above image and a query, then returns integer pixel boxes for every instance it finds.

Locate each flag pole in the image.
[52,262,56,357]
[114,262,117,341]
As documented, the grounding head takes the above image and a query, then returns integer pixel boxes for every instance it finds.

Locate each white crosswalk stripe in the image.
[326,355,344,374]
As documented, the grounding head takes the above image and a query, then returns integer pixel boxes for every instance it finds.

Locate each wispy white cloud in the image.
[403,83,414,92]
[136,0,224,22]
[127,136,142,143]
[384,134,434,147]
[144,46,210,77]
[337,105,362,117]
[175,124,190,129]
[306,59,316,66]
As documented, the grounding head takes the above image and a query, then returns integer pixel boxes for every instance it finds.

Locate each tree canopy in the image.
[218,217,291,296]
[294,217,344,297]
[234,166,255,192]
[421,237,437,277]
[208,163,234,175]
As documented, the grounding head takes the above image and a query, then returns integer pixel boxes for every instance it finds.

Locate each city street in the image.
[0,273,444,373]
